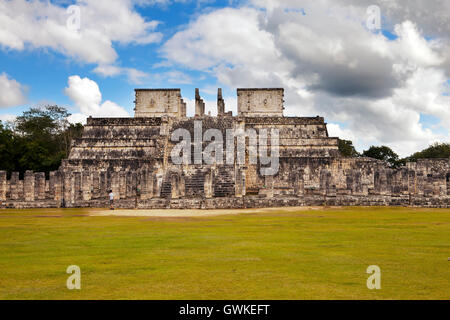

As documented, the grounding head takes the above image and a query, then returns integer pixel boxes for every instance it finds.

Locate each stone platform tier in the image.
[1,88,449,209]
[1,158,449,208]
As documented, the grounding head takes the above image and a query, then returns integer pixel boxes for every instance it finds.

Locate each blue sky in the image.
[0,0,237,117]
[0,0,449,156]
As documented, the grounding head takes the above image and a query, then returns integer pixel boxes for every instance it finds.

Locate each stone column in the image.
[235,167,245,197]
[295,170,305,197]
[264,175,274,198]
[347,170,362,195]
[119,171,127,199]
[99,172,107,198]
[374,170,388,195]
[139,169,147,200]
[74,172,82,201]
[204,170,213,198]
[171,174,180,199]
[92,171,100,199]
[63,173,73,205]
[106,171,112,195]
[35,172,46,200]
[18,179,24,200]
[217,88,225,115]
[446,172,450,196]
[10,172,19,200]
[82,172,92,201]
[195,88,205,117]
[0,171,6,202]
[345,170,354,195]
[24,170,35,202]
[50,171,62,203]
[179,173,185,198]
[111,171,120,199]
[153,173,162,198]
[142,168,157,200]
[126,172,134,198]
[61,172,69,205]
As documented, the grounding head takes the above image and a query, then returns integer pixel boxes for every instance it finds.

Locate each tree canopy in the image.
[337,139,450,167]
[338,139,360,157]
[0,106,83,177]
[409,143,450,160]
[362,145,400,167]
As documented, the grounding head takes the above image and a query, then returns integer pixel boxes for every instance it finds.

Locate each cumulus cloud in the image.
[0,0,162,66]
[0,72,27,108]
[64,75,129,124]
[93,65,149,84]
[0,113,17,124]
[161,0,450,156]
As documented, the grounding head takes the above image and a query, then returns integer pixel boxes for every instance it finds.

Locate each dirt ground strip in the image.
[89,206,325,217]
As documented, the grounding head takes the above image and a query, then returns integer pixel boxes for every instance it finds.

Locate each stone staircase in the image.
[185,170,205,197]
[160,180,172,199]
[214,166,235,197]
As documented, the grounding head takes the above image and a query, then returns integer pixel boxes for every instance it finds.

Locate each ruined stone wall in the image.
[237,89,284,117]
[1,116,449,209]
[2,157,449,209]
[134,89,186,118]
[1,88,448,209]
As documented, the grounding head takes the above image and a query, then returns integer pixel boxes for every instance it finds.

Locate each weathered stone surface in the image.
[134,89,186,118]
[2,88,449,209]
[0,171,6,202]
[24,171,35,202]
[238,88,284,117]
[34,172,46,200]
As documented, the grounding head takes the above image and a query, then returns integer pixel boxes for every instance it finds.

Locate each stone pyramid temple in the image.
[1,88,449,208]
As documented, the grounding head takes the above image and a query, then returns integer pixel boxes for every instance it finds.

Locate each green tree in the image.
[0,121,15,174]
[0,106,83,176]
[362,145,399,167]
[338,139,360,157]
[409,142,450,160]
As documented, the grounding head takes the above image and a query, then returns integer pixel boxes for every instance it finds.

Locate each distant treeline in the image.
[0,106,83,178]
[339,139,450,167]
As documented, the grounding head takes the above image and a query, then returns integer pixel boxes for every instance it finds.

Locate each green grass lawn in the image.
[0,207,449,300]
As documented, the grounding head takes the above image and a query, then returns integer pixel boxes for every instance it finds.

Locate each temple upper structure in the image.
[237,88,284,117]
[134,88,285,118]
[134,89,187,118]
[1,87,449,209]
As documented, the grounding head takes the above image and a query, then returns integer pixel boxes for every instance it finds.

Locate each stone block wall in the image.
[134,89,186,118]
[1,116,449,209]
[2,88,449,209]
[237,88,284,117]
[2,155,448,208]
[0,171,59,208]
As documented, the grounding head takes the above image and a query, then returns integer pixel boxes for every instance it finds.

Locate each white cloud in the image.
[183,95,236,117]
[0,72,27,108]
[162,7,284,71]
[64,75,129,124]
[161,1,450,156]
[327,123,357,141]
[0,113,17,123]
[0,0,162,66]
[93,65,149,84]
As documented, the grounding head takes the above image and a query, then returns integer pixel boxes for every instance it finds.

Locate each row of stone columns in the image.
[0,171,6,201]
[0,170,58,202]
[60,169,167,204]
[1,166,448,204]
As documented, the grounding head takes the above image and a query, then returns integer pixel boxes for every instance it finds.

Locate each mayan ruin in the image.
[0,88,449,209]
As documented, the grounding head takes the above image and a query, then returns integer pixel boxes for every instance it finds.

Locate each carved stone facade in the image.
[1,88,449,209]
[134,89,186,118]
